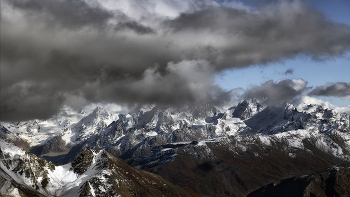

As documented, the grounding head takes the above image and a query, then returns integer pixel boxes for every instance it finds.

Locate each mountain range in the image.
[1,96,350,196]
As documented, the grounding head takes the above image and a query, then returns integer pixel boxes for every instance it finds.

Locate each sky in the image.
[1,0,350,121]
[215,0,350,106]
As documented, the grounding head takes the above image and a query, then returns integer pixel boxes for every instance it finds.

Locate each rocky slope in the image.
[248,164,350,197]
[144,131,350,196]
[0,137,200,197]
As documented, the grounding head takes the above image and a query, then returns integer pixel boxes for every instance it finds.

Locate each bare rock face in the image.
[71,149,95,175]
[11,137,31,151]
[42,136,67,154]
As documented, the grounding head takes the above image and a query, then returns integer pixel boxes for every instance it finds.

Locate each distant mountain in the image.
[0,106,86,148]
[61,98,350,162]
[0,137,201,197]
[0,106,117,156]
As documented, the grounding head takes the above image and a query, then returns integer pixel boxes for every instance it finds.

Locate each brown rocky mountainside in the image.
[30,135,68,156]
[144,134,350,196]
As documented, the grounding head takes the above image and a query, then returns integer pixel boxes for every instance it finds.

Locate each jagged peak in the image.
[230,99,265,120]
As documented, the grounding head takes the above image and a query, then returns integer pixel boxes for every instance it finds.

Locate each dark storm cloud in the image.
[166,3,350,69]
[115,21,156,35]
[7,0,113,28]
[243,79,310,104]
[0,83,65,121]
[1,0,350,121]
[284,68,294,75]
[308,82,350,98]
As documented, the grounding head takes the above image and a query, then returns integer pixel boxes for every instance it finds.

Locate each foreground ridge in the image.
[0,137,201,197]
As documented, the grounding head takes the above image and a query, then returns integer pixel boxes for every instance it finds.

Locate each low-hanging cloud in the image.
[308,82,350,98]
[1,0,350,121]
[243,79,310,104]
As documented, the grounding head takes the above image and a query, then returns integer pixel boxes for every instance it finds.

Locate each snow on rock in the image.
[68,107,115,144]
[53,98,350,172]
[1,138,190,196]
[1,137,197,197]
[0,106,85,147]
[0,105,121,148]
[0,138,57,196]
[1,97,350,178]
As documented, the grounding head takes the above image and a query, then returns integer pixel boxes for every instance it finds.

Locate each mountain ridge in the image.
[0,137,201,197]
[1,97,350,196]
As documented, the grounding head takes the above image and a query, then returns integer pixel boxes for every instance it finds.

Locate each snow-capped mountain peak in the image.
[64,107,115,144]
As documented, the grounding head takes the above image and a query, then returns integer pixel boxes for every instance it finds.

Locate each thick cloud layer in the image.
[309,82,350,98]
[1,0,350,121]
[243,79,310,104]
[9,0,113,29]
